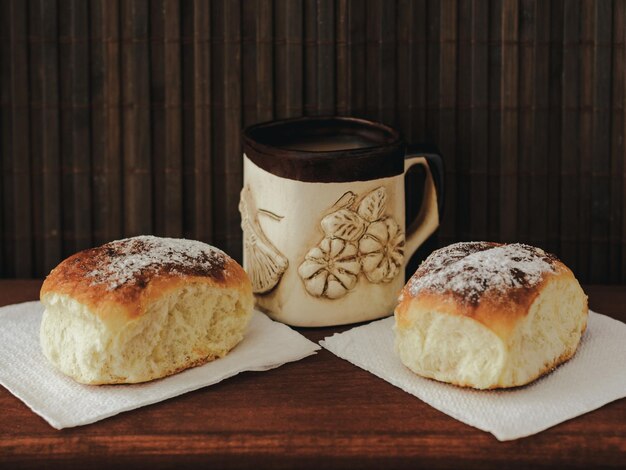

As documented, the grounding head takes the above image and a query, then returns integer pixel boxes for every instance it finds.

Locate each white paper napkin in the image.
[321,310,626,441]
[0,301,320,429]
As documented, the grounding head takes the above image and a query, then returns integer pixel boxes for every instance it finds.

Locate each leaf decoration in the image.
[357,186,387,222]
[245,235,289,293]
[332,191,357,210]
[239,185,289,294]
[321,208,367,241]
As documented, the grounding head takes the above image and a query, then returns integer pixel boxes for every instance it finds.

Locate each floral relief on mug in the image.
[239,185,289,294]
[298,186,405,299]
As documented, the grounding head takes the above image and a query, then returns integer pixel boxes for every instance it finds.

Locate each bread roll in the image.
[40,236,254,385]
[395,242,588,389]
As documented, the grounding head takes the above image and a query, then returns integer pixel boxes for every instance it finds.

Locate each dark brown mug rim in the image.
[242,116,405,183]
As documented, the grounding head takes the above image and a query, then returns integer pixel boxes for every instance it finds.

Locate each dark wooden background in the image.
[1,0,624,283]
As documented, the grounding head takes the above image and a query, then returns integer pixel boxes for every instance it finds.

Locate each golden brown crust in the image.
[397,242,576,339]
[40,236,251,322]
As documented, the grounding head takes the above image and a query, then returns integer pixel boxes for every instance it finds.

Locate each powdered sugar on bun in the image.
[83,236,227,290]
[41,236,238,310]
[406,242,558,305]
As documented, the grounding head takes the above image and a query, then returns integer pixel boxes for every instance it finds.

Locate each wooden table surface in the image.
[0,280,625,468]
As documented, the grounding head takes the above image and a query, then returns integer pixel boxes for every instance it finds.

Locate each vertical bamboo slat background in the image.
[0,0,625,283]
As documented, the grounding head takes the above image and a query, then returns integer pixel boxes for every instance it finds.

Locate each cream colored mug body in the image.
[240,117,443,327]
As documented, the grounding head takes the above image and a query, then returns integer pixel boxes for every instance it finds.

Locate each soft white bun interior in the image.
[41,283,252,384]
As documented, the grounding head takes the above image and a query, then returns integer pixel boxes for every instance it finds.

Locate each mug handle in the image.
[403,144,445,264]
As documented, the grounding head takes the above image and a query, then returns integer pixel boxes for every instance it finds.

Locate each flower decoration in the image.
[298,186,405,299]
[298,238,360,299]
[359,216,404,283]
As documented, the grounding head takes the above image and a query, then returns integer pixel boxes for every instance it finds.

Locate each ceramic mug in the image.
[239,117,443,327]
